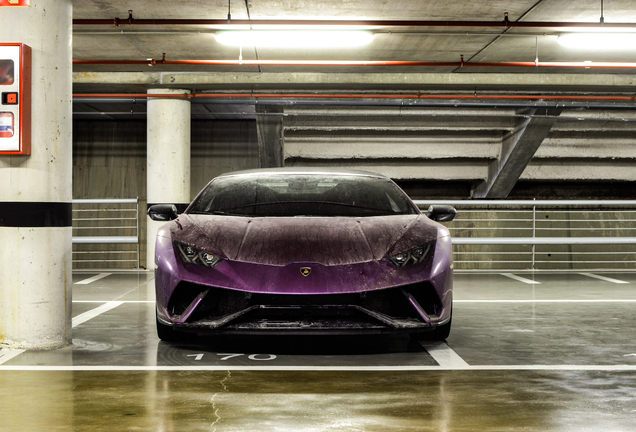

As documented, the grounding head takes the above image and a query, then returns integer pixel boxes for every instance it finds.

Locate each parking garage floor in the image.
[2,271,636,431]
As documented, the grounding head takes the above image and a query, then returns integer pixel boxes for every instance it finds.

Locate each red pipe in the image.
[73,60,152,65]
[73,58,636,69]
[72,17,636,29]
[72,93,636,102]
[166,60,462,66]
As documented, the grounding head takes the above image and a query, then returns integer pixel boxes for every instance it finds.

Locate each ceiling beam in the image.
[472,108,562,198]
[72,72,636,92]
[71,17,636,30]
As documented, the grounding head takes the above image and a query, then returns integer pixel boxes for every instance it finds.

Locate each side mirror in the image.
[148,204,179,221]
[427,205,457,222]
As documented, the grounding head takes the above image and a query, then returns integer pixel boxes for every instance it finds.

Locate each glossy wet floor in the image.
[2,271,636,431]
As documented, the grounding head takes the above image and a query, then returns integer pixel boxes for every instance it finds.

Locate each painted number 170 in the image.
[186,353,277,361]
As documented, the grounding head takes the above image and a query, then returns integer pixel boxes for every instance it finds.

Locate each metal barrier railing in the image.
[71,198,140,268]
[414,200,636,270]
[68,198,636,270]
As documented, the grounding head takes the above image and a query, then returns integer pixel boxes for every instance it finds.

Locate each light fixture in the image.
[557,33,636,50]
[214,31,374,49]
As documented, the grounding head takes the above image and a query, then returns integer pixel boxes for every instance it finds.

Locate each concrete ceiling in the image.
[71,1,636,198]
[73,0,636,79]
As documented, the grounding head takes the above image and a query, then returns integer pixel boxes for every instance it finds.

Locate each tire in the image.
[156,317,182,342]
[410,314,452,342]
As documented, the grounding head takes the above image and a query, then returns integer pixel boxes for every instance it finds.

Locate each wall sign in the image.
[0,43,31,155]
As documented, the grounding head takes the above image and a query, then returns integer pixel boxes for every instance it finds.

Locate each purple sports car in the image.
[149,168,456,342]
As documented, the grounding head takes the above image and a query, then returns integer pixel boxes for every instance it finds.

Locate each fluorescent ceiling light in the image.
[214,31,374,48]
[557,27,636,33]
[558,33,636,50]
[249,25,377,30]
[206,25,376,31]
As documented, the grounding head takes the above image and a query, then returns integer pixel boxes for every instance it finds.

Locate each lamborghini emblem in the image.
[300,267,312,277]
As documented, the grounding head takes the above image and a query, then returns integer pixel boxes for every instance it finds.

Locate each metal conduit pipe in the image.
[71,98,636,110]
[72,16,636,29]
[72,93,636,110]
[72,93,636,102]
[71,112,636,123]
[73,58,636,69]
[72,99,636,111]
[73,93,636,103]
[73,30,563,37]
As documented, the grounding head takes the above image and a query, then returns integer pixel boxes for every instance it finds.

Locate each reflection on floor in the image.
[1,271,636,431]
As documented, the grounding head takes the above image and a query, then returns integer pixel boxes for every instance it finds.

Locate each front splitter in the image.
[162,304,450,336]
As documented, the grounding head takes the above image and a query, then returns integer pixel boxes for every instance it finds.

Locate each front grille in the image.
[173,283,251,319]
[167,282,209,316]
[170,280,442,324]
[402,281,444,316]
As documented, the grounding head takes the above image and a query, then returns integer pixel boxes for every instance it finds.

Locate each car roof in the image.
[216,167,388,179]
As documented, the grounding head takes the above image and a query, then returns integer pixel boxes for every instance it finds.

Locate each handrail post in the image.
[532,200,536,270]
[136,197,140,269]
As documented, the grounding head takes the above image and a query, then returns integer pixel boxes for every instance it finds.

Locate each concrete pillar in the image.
[0,0,73,349]
[146,89,191,270]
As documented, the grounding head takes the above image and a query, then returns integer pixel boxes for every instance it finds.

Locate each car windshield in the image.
[188,174,418,217]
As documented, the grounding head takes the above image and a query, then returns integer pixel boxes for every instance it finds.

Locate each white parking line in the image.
[0,301,125,366]
[73,300,154,303]
[0,349,26,366]
[420,341,469,367]
[578,272,629,284]
[70,300,636,304]
[455,299,636,303]
[72,301,124,327]
[501,273,541,285]
[2,365,636,371]
[75,273,113,285]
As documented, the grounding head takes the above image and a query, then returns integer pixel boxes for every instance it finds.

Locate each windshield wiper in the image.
[316,201,401,213]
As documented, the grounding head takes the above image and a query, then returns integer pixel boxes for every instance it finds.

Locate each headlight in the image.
[388,242,434,268]
[175,242,223,268]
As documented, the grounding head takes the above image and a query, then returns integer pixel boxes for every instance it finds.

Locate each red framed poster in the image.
[0,1,30,6]
[0,43,31,155]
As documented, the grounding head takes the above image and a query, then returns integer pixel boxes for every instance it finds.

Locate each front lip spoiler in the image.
[162,304,450,336]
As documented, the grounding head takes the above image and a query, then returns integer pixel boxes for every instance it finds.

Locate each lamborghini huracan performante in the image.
[150,168,456,342]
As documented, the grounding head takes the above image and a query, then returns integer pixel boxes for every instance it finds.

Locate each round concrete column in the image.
[146,89,191,270]
[0,0,73,349]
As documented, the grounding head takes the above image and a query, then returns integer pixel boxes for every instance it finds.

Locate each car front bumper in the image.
[155,234,453,335]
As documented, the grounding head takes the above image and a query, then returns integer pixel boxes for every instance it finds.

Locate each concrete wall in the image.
[191,120,259,197]
[72,120,258,269]
[71,118,636,270]
[282,106,636,187]
[73,121,146,269]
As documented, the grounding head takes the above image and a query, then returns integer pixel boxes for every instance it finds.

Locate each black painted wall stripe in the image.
[147,203,190,214]
[0,202,72,227]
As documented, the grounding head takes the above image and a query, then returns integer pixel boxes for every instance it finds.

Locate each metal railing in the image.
[71,198,140,268]
[68,197,636,270]
[414,200,636,270]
